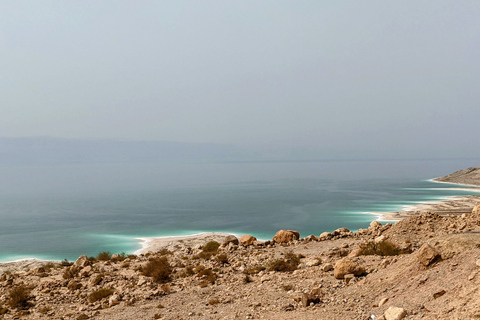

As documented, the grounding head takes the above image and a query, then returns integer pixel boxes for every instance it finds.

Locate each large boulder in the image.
[334,258,365,279]
[417,243,440,266]
[272,230,300,243]
[73,255,90,268]
[369,221,382,231]
[222,235,239,247]
[239,235,257,246]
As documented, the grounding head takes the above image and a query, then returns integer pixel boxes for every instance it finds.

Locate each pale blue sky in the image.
[1,1,479,158]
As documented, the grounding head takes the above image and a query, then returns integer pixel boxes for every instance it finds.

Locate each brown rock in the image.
[369,221,382,231]
[417,244,440,266]
[323,263,334,272]
[222,235,239,247]
[334,258,365,279]
[347,248,362,258]
[319,232,332,241]
[272,230,300,243]
[239,235,257,246]
[73,255,90,268]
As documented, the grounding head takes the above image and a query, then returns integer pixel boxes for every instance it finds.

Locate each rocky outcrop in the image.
[416,243,440,266]
[239,235,257,246]
[333,258,365,279]
[272,230,300,243]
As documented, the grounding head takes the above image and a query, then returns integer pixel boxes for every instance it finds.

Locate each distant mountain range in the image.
[0,137,261,165]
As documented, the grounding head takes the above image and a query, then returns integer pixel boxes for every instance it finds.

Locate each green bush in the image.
[358,240,401,256]
[88,288,114,303]
[267,251,300,272]
[142,257,172,283]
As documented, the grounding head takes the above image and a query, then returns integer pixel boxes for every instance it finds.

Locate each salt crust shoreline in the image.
[2,177,480,272]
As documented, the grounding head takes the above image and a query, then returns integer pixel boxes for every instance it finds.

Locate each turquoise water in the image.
[0,159,479,262]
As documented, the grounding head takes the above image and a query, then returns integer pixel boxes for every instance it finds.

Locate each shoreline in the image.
[3,173,480,271]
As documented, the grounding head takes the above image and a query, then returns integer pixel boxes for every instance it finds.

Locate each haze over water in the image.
[1,158,479,262]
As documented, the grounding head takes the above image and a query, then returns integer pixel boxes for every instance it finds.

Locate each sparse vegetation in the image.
[142,257,172,283]
[8,285,31,309]
[63,266,79,279]
[198,268,216,284]
[88,288,114,303]
[97,251,112,261]
[358,240,401,256]
[267,251,300,272]
[202,241,220,253]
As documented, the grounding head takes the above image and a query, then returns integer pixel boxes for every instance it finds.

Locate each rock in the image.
[222,235,239,247]
[272,230,300,243]
[304,257,321,267]
[323,263,334,272]
[301,292,321,307]
[417,244,440,266]
[334,258,365,279]
[476,259,480,267]
[369,221,382,231]
[73,255,90,268]
[304,235,317,242]
[384,307,406,320]
[433,290,446,299]
[239,235,257,246]
[332,228,350,236]
[344,274,355,284]
[473,203,480,214]
[109,294,120,306]
[378,297,388,307]
[347,248,362,258]
[319,232,332,241]
[374,235,387,243]
[80,266,92,277]
[90,273,103,286]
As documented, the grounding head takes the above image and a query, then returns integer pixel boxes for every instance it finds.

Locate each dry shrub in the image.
[216,253,229,265]
[63,266,79,279]
[60,259,73,267]
[88,288,114,303]
[358,240,401,256]
[8,285,31,309]
[77,314,89,320]
[202,241,220,253]
[111,252,127,263]
[158,249,173,256]
[142,257,172,283]
[97,251,112,261]
[267,251,300,272]
[244,265,266,275]
[198,268,216,285]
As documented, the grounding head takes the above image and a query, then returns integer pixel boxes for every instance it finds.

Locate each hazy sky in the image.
[1,1,479,157]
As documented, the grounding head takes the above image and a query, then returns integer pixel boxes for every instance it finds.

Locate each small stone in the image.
[384,307,406,320]
[433,290,446,299]
[378,297,388,307]
[476,259,480,267]
[323,263,334,272]
[344,274,355,284]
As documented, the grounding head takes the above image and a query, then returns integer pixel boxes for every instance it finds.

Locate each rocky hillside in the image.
[434,167,480,186]
[2,209,480,319]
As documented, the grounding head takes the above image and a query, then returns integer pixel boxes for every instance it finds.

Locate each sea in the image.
[1,158,479,262]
